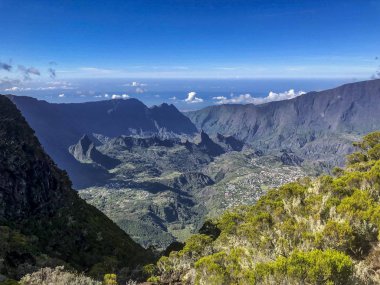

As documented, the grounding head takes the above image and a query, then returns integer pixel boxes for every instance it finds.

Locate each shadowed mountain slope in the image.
[0,95,152,280]
[7,96,197,188]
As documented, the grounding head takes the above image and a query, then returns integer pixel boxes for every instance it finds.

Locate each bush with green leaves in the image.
[150,131,380,284]
[254,249,353,285]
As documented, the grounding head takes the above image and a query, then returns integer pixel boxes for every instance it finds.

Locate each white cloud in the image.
[213,89,306,105]
[36,85,74,90]
[35,81,73,91]
[135,87,145,94]
[48,81,70,86]
[79,67,113,75]
[4,86,31,92]
[4,87,18,91]
[265,89,306,103]
[185,91,203,103]
[111,94,129,100]
[4,81,74,92]
[124,81,147,87]
[213,93,253,104]
[169,96,177,100]
[104,94,109,98]
[212,96,227,100]
[58,93,65,98]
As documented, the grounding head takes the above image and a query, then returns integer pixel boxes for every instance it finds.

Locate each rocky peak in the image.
[69,134,96,163]
[69,134,120,169]
[196,130,225,156]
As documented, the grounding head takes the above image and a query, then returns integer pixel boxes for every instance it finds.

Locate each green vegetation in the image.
[80,150,307,249]
[19,267,101,285]
[149,132,380,284]
[103,274,117,285]
[0,280,19,285]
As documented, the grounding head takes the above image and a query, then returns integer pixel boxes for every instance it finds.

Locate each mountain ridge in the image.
[6,96,197,188]
[185,78,380,167]
[0,95,152,281]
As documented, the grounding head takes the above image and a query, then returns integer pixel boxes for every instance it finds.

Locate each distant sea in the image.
[8,78,360,111]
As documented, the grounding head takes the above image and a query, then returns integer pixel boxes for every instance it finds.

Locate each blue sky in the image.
[0,0,379,80]
[0,0,379,108]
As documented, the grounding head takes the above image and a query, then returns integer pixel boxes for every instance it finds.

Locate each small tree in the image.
[103,274,117,285]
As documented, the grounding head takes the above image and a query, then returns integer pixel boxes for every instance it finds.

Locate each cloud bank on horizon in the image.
[213,89,306,105]
[182,89,307,106]
[112,94,129,100]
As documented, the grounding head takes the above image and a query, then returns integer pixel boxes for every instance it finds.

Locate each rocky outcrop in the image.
[69,134,120,169]
[280,149,304,166]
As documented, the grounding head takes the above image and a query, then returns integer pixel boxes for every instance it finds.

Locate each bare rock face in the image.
[69,134,120,169]
[69,134,95,163]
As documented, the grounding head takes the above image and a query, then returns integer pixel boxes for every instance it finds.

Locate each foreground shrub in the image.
[103,274,117,285]
[19,266,101,285]
[255,249,353,285]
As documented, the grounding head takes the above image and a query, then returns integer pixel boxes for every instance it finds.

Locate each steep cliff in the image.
[0,96,152,280]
